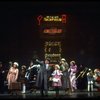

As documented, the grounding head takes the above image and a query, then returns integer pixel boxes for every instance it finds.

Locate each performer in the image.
[59,58,71,94]
[87,68,94,92]
[69,61,77,92]
[93,69,100,91]
[8,61,13,68]
[36,58,51,96]
[0,62,5,93]
[25,61,34,81]
[25,60,40,93]
[19,65,27,93]
[6,62,19,94]
[51,64,63,96]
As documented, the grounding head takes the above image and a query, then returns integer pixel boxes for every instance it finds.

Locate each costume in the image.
[36,59,50,96]
[7,67,19,89]
[6,62,19,94]
[51,66,63,96]
[69,63,77,92]
[87,69,94,92]
[60,60,70,90]
[93,69,100,91]
[25,64,39,93]
[19,66,26,93]
[0,63,5,93]
[52,69,63,87]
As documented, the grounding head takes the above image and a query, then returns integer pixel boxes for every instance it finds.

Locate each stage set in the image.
[0,90,100,99]
[0,1,100,99]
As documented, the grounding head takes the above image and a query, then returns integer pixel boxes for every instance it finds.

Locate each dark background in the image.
[0,1,100,68]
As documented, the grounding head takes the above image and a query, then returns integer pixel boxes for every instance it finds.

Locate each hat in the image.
[13,62,19,67]
[55,64,60,69]
[22,65,26,69]
[88,68,91,71]
[61,58,66,61]
[45,58,50,62]
[70,61,75,64]
[94,69,100,73]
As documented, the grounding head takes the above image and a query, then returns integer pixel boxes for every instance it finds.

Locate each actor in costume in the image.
[87,68,94,92]
[36,58,51,96]
[93,69,100,91]
[19,65,27,93]
[0,62,5,93]
[69,61,77,92]
[6,62,19,94]
[52,64,63,96]
[25,60,39,93]
[60,58,71,94]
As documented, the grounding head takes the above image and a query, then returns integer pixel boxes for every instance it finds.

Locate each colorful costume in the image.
[69,61,77,92]
[7,67,19,89]
[93,69,100,91]
[87,69,94,92]
[52,69,63,87]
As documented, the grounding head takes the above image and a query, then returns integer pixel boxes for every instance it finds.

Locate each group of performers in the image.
[0,58,100,96]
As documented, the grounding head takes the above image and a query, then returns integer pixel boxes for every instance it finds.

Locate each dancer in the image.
[19,65,27,93]
[60,58,71,94]
[0,62,5,93]
[52,64,63,96]
[69,61,77,92]
[93,69,100,91]
[87,68,94,92]
[25,60,40,93]
[6,62,19,94]
[36,58,51,96]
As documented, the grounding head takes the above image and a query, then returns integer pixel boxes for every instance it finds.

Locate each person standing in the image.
[0,62,5,93]
[19,65,27,93]
[8,61,13,68]
[36,58,51,96]
[87,68,94,92]
[52,64,63,96]
[25,60,40,93]
[69,61,77,92]
[6,62,19,94]
[60,58,71,94]
[93,69,100,91]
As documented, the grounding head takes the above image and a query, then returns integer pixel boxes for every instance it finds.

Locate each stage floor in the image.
[0,90,100,99]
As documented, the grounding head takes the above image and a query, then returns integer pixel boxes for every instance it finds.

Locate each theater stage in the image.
[0,90,100,99]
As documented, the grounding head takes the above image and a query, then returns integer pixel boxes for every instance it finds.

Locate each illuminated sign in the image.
[44,41,62,63]
[37,14,68,25]
[43,28,62,34]
[43,16,62,21]
[37,15,43,25]
[45,53,61,63]
[37,14,68,38]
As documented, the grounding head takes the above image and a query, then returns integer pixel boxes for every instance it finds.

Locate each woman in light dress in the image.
[7,62,19,93]
[52,64,63,96]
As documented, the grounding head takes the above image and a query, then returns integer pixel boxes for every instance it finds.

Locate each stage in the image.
[0,90,99,99]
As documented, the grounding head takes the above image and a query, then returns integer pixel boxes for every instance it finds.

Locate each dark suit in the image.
[36,60,50,96]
